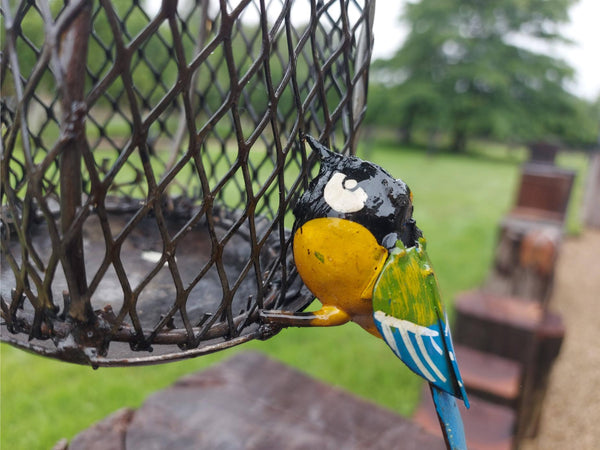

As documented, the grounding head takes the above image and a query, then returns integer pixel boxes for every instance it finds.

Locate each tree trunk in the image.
[400,106,416,145]
[451,128,467,153]
[400,126,413,145]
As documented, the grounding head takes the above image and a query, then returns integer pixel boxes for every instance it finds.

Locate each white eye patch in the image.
[323,172,368,213]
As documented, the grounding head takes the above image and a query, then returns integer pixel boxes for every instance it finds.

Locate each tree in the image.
[368,0,596,152]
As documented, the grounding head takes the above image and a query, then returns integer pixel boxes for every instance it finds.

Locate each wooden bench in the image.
[453,291,565,442]
[486,217,562,305]
[509,163,575,225]
[454,344,521,409]
[485,163,574,306]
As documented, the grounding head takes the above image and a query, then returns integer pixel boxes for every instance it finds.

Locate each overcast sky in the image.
[372,0,600,100]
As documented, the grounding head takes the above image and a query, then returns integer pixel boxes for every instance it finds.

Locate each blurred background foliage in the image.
[6,0,598,153]
[366,0,599,152]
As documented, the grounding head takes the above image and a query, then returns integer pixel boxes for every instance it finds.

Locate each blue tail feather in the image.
[430,385,467,450]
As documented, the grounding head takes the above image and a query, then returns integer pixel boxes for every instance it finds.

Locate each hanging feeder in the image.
[0,0,375,366]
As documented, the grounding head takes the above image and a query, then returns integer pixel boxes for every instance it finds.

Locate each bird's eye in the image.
[323,172,368,213]
[343,178,358,190]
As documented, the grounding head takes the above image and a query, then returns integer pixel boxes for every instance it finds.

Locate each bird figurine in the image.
[261,135,469,449]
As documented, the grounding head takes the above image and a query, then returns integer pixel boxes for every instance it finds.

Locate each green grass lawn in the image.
[1,141,588,449]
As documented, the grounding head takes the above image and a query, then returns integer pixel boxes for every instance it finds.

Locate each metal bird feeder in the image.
[1,0,375,366]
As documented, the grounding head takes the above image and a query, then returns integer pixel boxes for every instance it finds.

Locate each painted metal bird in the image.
[261,136,469,449]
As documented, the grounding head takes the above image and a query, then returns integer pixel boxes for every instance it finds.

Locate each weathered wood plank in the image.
[67,408,134,450]
[486,217,562,305]
[510,163,575,224]
[454,291,543,364]
[67,352,444,449]
[454,344,521,408]
[517,311,565,440]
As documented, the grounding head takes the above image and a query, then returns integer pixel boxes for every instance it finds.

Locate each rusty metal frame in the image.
[1,0,375,366]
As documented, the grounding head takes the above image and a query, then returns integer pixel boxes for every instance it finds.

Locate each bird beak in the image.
[305,135,335,161]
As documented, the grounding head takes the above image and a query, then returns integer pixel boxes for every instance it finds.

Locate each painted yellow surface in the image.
[293,218,388,335]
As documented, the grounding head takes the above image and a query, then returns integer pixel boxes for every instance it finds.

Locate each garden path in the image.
[522,229,600,449]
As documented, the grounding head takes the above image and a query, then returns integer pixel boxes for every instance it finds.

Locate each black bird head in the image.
[293,136,422,248]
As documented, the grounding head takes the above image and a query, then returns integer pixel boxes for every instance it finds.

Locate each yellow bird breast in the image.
[293,217,388,317]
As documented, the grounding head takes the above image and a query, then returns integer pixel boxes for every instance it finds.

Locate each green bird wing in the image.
[372,238,443,326]
[372,238,469,405]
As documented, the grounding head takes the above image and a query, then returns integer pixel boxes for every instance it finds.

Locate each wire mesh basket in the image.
[1,0,375,366]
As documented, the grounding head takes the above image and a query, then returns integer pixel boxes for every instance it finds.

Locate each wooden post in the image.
[583,151,600,228]
[453,291,565,444]
[528,141,559,165]
[517,311,565,440]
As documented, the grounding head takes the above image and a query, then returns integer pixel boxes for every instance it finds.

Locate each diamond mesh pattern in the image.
[1,0,374,366]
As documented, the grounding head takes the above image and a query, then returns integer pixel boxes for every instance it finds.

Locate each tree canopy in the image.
[367,0,598,151]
